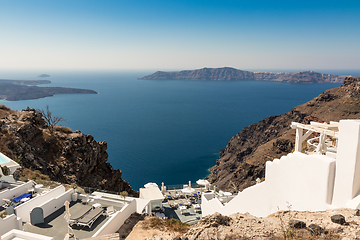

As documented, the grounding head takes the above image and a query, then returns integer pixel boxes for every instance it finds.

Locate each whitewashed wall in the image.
[0,214,22,236]
[15,185,65,222]
[0,181,33,206]
[333,120,360,207]
[202,152,336,217]
[92,200,137,237]
[1,229,53,240]
[78,194,126,208]
[39,189,73,218]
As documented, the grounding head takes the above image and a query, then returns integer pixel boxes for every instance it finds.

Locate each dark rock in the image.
[0,107,137,196]
[343,76,360,86]
[196,212,232,228]
[289,219,306,229]
[331,214,346,225]
[355,209,360,216]
[315,93,338,102]
[307,224,328,235]
[336,226,343,233]
[272,139,294,154]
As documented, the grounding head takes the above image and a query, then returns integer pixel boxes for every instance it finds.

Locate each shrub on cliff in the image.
[36,105,66,134]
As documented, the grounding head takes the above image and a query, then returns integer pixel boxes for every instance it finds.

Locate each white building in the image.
[202,119,360,217]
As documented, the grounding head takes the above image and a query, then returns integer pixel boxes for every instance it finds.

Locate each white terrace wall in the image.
[92,200,137,237]
[78,194,125,208]
[0,181,33,206]
[1,229,54,240]
[15,185,65,222]
[202,152,336,217]
[39,189,73,219]
[0,214,22,236]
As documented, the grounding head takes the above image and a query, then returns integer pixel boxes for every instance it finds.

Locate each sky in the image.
[0,0,359,71]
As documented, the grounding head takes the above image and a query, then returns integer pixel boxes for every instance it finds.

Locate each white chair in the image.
[106,205,115,216]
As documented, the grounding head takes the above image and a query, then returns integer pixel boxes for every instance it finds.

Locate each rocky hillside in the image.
[140,67,345,83]
[127,208,360,239]
[208,76,360,192]
[0,106,137,196]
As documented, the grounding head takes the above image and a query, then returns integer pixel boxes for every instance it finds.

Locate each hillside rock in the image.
[0,106,136,195]
[208,77,360,191]
[140,67,345,83]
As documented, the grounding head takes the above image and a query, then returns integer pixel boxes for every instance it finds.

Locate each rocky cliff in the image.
[208,77,360,191]
[0,106,137,196]
[140,67,345,83]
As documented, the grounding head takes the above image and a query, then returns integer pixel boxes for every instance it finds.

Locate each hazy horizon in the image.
[0,0,359,71]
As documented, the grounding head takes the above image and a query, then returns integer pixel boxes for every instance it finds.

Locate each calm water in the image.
[0,69,358,190]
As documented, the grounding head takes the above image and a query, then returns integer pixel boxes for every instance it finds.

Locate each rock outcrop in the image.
[0,105,136,196]
[208,77,360,192]
[140,67,346,83]
[136,208,359,239]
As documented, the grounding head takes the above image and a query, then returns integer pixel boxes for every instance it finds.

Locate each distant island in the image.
[0,79,97,101]
[140,67,346,83]
[38,74,50,77]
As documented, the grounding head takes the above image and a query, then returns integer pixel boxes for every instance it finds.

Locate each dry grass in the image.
[144,216,190,234]
[20,168,50,183]
[54,126,72,133]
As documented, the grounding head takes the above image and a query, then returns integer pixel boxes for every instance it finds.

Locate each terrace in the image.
[158,180,234,225]
[23,200,123,240]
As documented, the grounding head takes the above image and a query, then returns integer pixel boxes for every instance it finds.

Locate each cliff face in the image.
[140,67,345,83]
[209,77,360,191]
[0,106,136,196]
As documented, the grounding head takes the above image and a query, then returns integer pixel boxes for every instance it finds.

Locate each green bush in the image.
[1,166,9,176]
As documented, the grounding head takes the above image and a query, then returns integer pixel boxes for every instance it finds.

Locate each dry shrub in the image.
[21,168,50,183]
[0,105,10,111]
[145,217,189,234]
[54,126,72,133]
[164,218,190,233]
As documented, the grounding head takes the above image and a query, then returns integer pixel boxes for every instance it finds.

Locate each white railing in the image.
[307,136,337,154]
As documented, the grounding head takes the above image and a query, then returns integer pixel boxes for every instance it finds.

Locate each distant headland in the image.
[140,67,347,84]
[37,74,50,77]
[0,79,97,101]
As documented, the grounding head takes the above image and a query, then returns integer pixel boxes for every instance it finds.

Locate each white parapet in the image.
[1,229,53,240]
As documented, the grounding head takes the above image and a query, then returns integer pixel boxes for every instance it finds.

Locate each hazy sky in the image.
[0,0,359,70]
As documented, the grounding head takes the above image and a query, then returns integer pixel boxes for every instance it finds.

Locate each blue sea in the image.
[0,69,359,190]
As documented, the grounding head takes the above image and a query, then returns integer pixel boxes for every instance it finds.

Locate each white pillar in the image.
[295,128,303,152]
[332,120,360,207]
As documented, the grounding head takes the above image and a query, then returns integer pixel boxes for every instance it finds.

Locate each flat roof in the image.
[139,187,164,200]
[23,201,122,240]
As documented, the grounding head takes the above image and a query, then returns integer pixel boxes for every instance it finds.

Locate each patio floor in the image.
[23,201,122,240]
[162,202,201,225]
